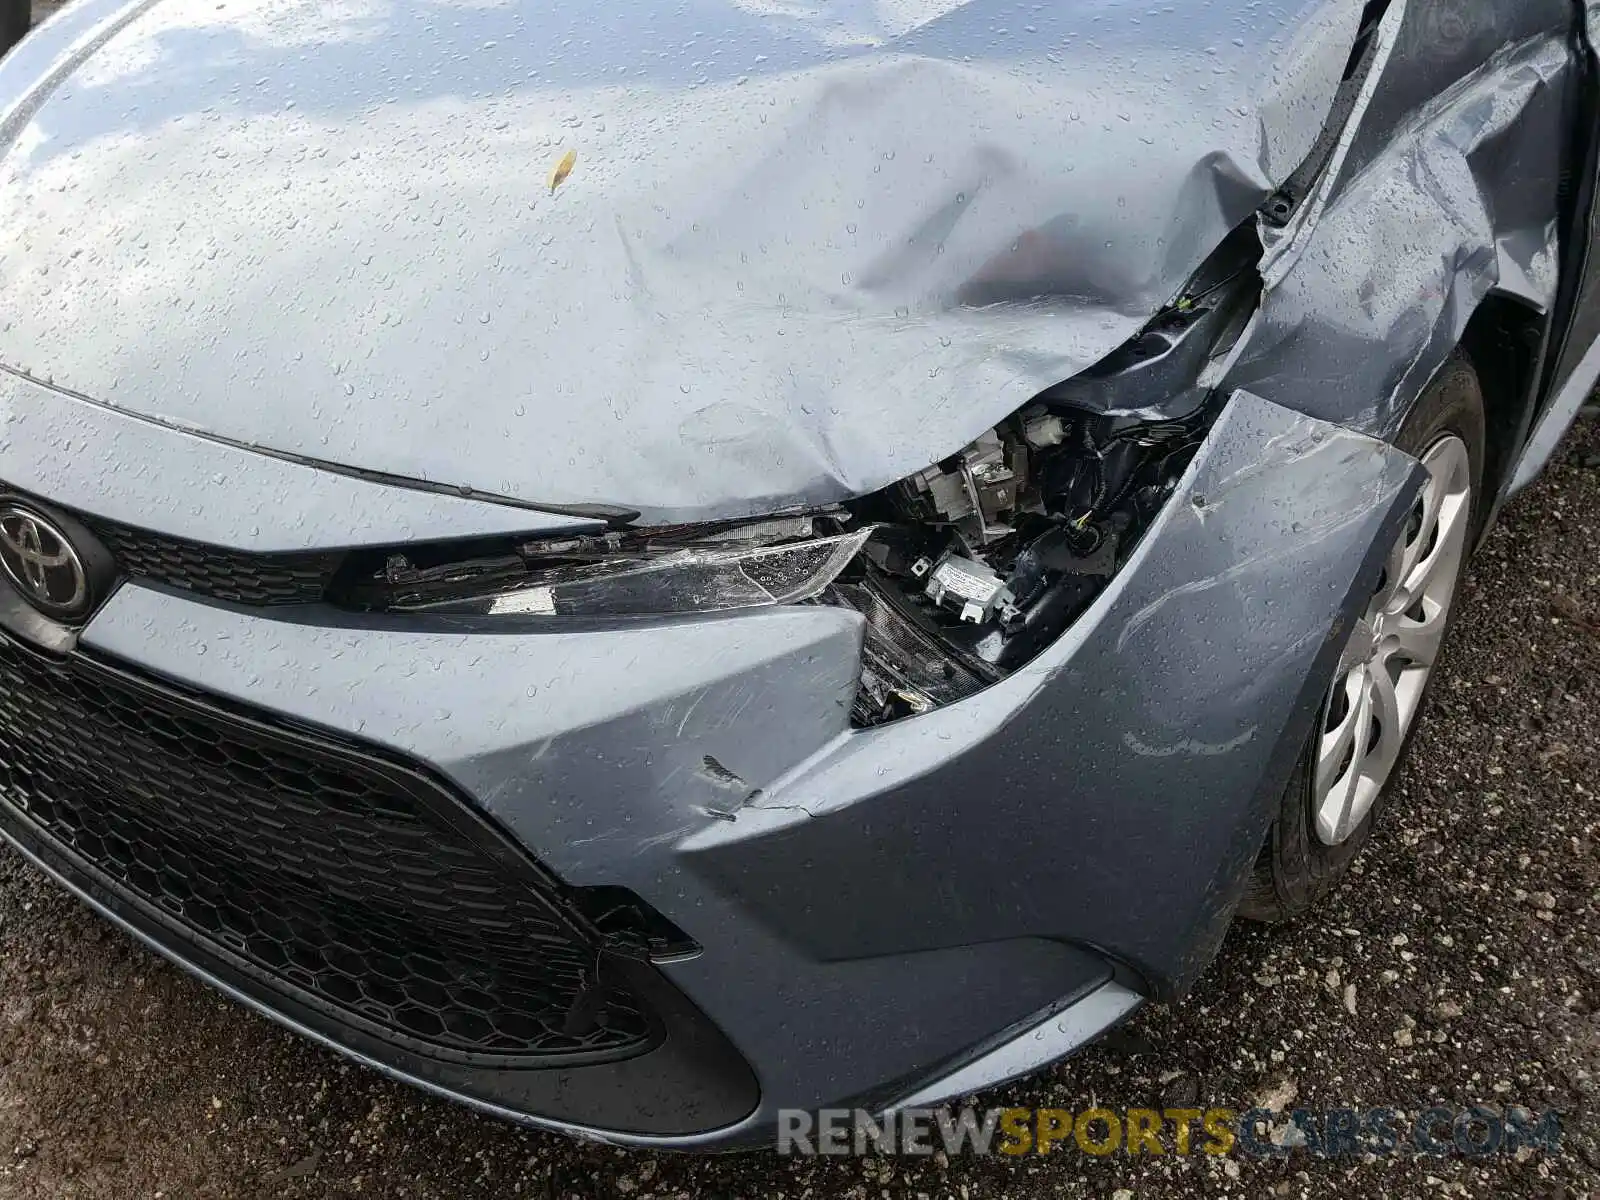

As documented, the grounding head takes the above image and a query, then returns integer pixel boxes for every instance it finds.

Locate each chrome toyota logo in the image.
[0,504,93,620]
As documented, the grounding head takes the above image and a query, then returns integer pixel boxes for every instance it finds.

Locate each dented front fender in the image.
[681,390,1426,996]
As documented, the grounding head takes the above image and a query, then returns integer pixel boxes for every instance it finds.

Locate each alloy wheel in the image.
[1312,434,1473,846]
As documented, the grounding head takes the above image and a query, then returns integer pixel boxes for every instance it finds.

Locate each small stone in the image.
[1252,1075,1299,1112]
[1162,1073,1201,1107]
[1343,983,1358,1015]
[1532,892,1557,911]
[1272,1119,1308,1149]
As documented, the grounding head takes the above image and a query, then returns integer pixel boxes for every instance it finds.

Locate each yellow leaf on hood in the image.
[547,149,577,194]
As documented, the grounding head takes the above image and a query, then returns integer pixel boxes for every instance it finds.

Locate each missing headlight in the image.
[830,224,1261,726]
[829,398,1217,726]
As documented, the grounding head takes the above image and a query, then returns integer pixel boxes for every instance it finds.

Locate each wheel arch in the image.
[1456,294,1552,522]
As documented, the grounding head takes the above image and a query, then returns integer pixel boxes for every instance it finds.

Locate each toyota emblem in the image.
[0,503,98,621]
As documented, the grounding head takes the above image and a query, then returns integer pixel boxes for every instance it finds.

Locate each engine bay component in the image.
[825,570,1000,725]
[1022,412,1068,448]
[900,429,1030,546]
[923,554,1017,625]
[835,395,1216,725]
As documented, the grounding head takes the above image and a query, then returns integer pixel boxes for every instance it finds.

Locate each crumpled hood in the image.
[0,0,1358,522]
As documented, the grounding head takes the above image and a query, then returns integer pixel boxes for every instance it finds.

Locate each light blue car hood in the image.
[0,0,1360,522]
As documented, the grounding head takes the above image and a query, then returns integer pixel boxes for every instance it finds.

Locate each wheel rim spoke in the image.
[1316,666,1374,844]
[1388,595,1447,669]
[1397,488,1468,607]
[1400,465,1446,583]
[1362,664,1404,784]
[1317,667,1366,797]
[1378,522,1409,611]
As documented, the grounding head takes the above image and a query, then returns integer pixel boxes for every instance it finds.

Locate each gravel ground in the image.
[0,415,1592,1200]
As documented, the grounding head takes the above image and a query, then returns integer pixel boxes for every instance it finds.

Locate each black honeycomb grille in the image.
[81,517,340,606]
[0,636,658,1065]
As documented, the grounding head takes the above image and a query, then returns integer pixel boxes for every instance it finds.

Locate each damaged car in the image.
[0,0,1594,1149]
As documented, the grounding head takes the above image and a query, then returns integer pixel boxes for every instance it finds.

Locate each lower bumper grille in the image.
[0,635,657,1067]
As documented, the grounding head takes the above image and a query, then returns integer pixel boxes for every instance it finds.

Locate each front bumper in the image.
[0,372,1422,1147]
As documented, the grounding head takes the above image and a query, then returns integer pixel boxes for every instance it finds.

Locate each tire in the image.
[1238,353,1487,922]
